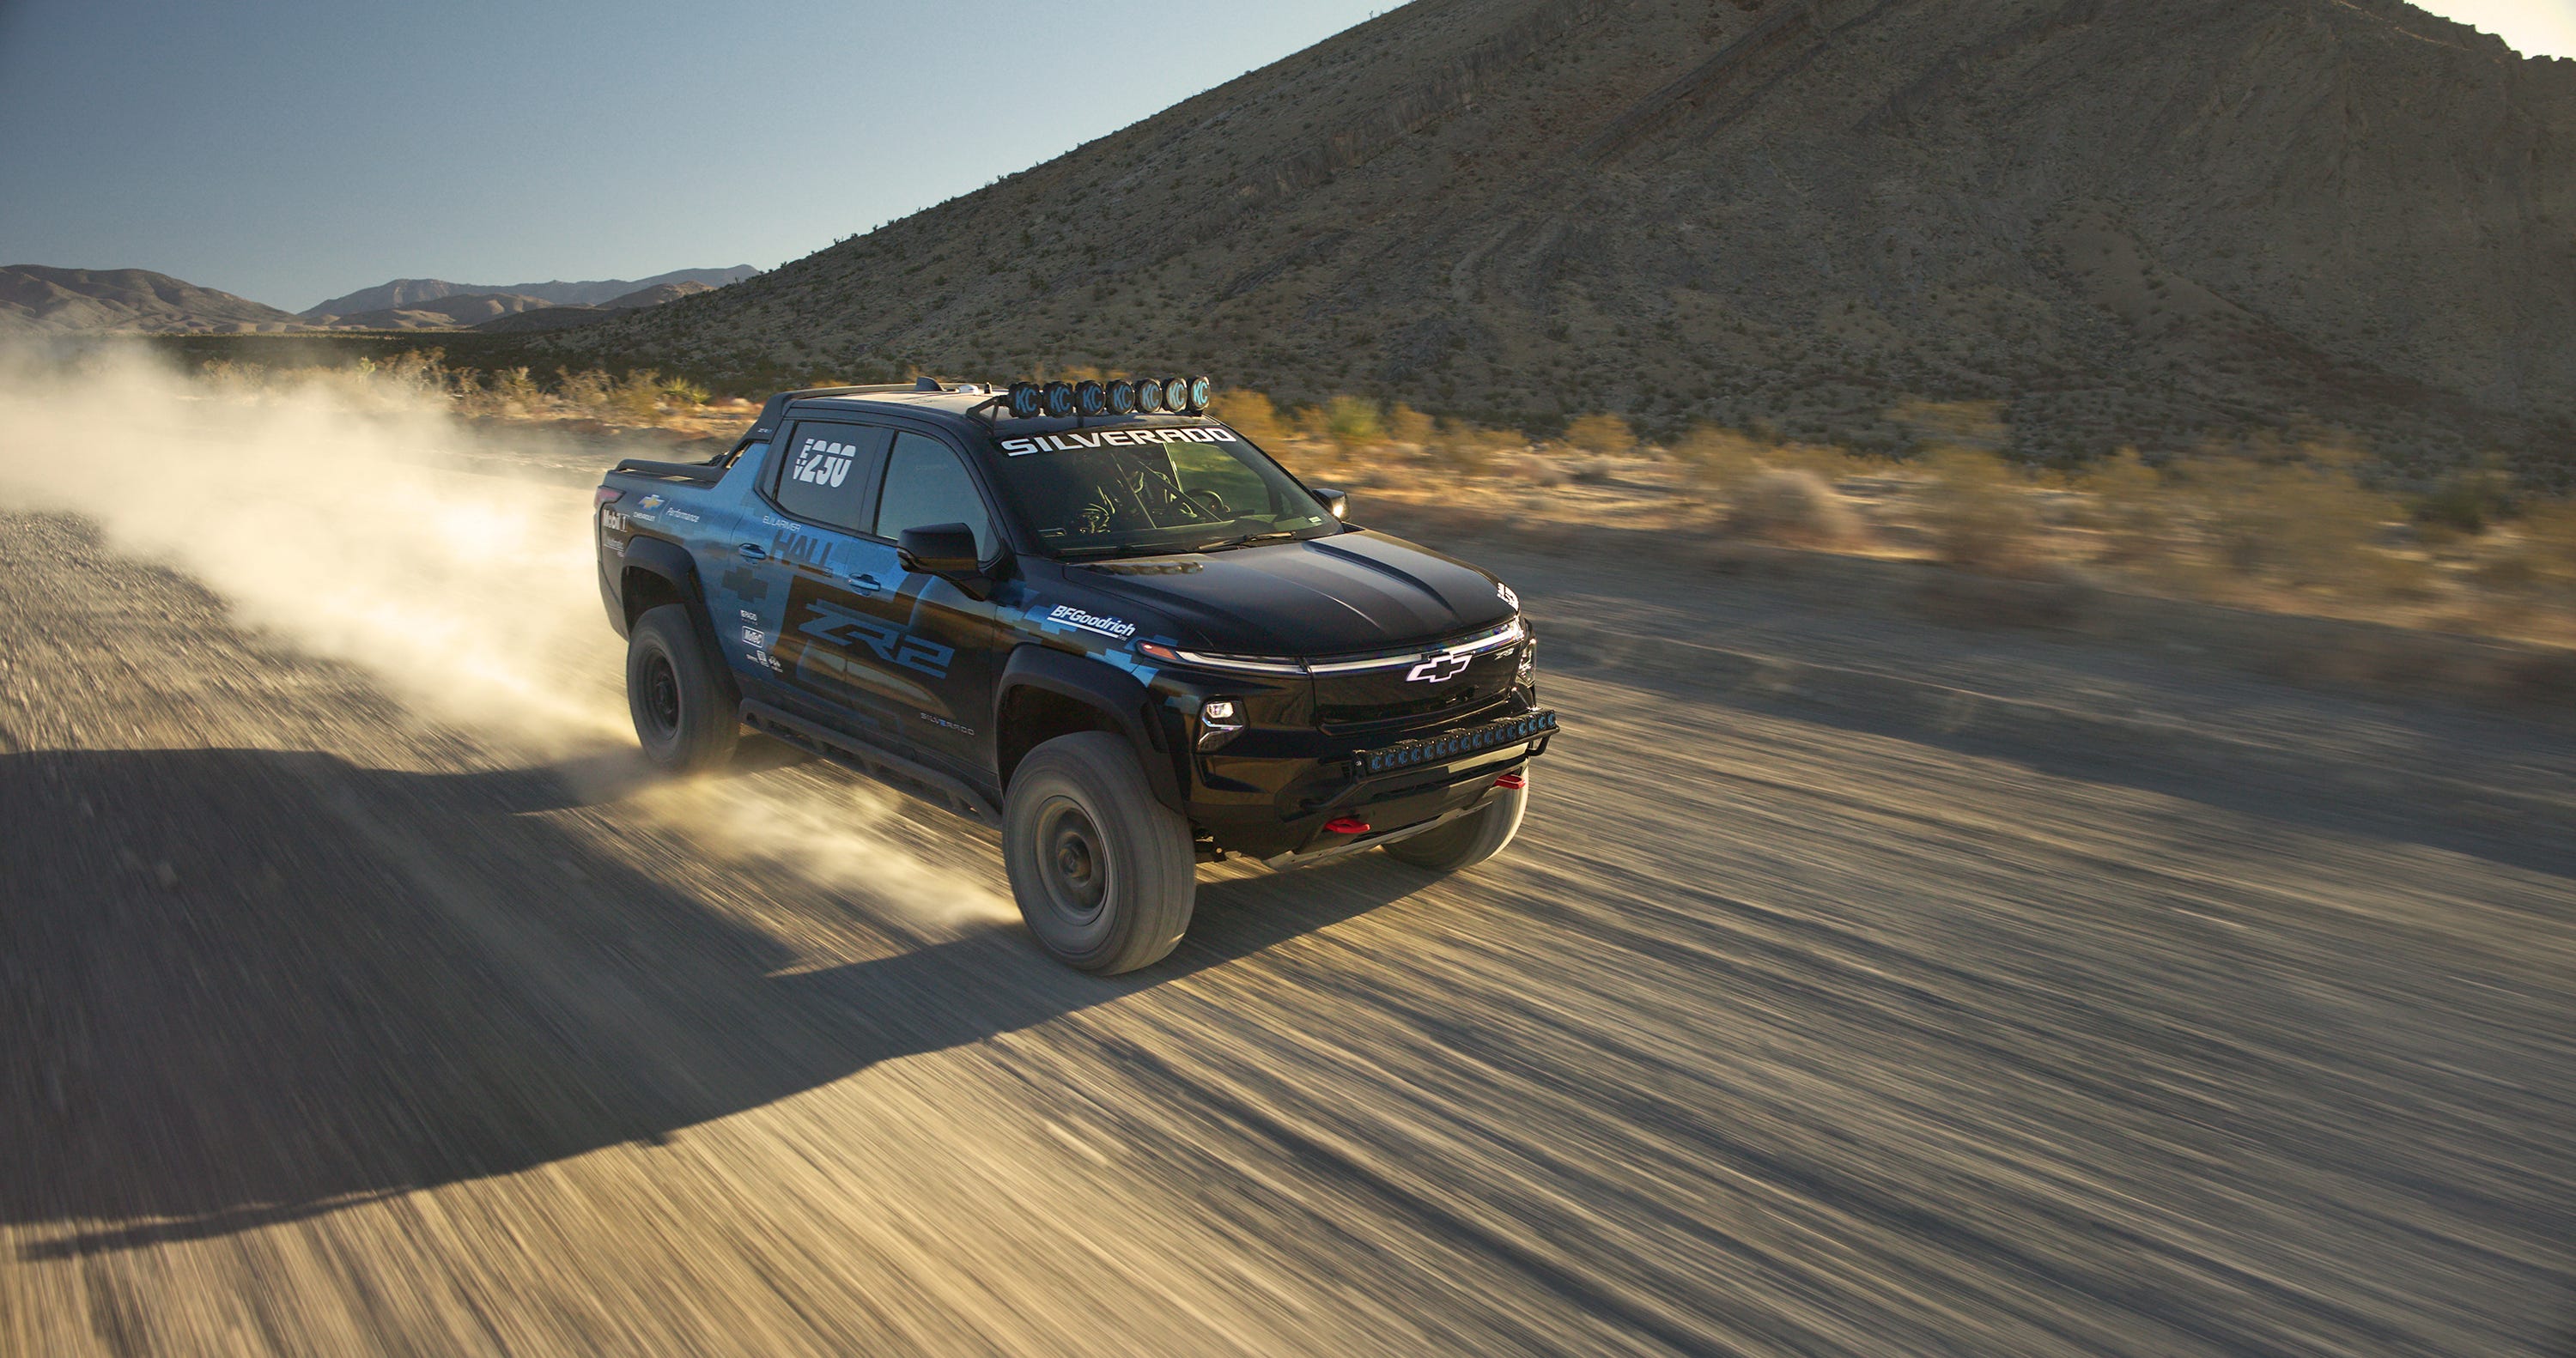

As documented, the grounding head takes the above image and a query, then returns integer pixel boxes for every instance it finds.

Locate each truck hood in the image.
[1069,530,1517,656]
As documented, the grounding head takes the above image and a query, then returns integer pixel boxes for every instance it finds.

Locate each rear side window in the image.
[874,432,993,558]
[773,422,891,531]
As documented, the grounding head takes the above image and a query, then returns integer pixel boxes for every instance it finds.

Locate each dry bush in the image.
[2476,499,2576,598]
[1727,468,1863,545]
[659,376,711,408]
[1425,417,1510,474]
[1324,395,1383,448]
[1564,413,1635,457]
[1383,403,1435,448]
[489,367,542,415]
[1671,424,1765,492]
[1209,390,1287,444]
[2182,454,2425,597]
[1516,454,1570,488]
[1916,447,2039,573]
[556,368,612,415]
[1568,456,1616,483]
[606,370,667,424]
[2075,448,2174,563]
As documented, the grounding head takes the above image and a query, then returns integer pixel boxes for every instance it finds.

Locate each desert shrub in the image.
[1917,447,2038,573]
[1383,403,1435,448]
[607,369,666,423]
[2076,448,2173,562]
[1728,469,1862,544]
[2476,498,2576,597]
[2409,463,2515,541]
[1568,456,1616,483]
[1425,417,1510,474]
[1209,389,1287,444]
[1564,413,1636,457]
[659,376,711,408]
[1516,454,1570,488]
[2184,455,2422,597]
[556,368,612,415]
[1671,423,1765,491]
[488,367,542,415]
[1324,395,1383,447]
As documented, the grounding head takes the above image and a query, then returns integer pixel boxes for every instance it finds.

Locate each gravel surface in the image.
[3,508,2571,1356]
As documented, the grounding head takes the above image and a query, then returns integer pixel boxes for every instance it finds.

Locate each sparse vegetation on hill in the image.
[543,0,2576,487]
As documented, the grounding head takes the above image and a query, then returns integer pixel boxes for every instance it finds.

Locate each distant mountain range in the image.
[300,267,757,321]
[0,265,303,335]
[0,264,756,336]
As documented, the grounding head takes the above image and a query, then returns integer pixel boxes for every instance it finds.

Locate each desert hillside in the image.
[303,267,756,319]
[0,265,303,334]
[549,0,2576,475]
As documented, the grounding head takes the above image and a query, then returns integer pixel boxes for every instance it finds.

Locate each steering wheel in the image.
[1185,488,1230,518]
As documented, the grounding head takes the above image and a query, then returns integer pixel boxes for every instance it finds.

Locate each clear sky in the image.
[0,0,2567,312]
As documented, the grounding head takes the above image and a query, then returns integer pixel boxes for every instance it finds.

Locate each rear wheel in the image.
[626,603,739,774]
[1004,732,1196,973]
[1381,776,1528,872]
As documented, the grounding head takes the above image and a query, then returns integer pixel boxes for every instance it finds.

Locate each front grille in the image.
[1352,710,1558,776]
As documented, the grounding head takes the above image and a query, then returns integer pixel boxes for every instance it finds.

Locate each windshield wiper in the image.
[1188,530,1301,554]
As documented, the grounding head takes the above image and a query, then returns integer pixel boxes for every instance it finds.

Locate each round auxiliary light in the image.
[1134,376,1166,414]
[1163,377,1192,411]
[1008,382,1045,419]
[1043,380,1077,418]
[1186,375,1213,412]
[1075,379,1109,416]
[1107,379,1139,415]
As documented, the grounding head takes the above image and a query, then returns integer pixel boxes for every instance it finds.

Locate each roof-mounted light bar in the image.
[1005,375,1215,420]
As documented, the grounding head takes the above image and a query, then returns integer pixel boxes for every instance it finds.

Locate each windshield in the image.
[990,423,1338,558]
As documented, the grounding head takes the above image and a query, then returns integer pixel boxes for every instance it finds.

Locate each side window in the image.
[773,422,891,531]
[875,432,993,559]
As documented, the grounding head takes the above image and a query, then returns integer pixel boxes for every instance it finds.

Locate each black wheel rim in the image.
[643,652,682,737]
[1035,798,1109,925]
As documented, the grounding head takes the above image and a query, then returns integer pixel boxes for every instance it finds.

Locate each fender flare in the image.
[617,536,738,703]
[996,645,1184,813]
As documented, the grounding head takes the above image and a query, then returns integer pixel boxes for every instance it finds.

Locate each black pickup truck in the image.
[596,376,1556,972]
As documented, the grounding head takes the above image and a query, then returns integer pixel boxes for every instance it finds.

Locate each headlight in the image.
[1197,696,1245,750]
[1516,640,1536,688]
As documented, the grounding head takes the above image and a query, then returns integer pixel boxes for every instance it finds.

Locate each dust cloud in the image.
[0,343,624,749]
[0,343,1010,931]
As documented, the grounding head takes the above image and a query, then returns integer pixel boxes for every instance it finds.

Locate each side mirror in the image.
[1311,487,1349,522]
[897,523,981,576]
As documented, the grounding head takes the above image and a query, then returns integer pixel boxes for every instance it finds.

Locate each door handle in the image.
[737,543,769,561]
[844,573,884,593]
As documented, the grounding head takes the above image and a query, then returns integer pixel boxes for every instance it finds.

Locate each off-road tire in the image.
[1381,777,1528,872]
[1004,732,1197,973]
[626,604,739,774]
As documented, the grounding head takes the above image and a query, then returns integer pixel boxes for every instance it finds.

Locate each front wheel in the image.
[1380,776,1528,872]
[1004,732,1198,973]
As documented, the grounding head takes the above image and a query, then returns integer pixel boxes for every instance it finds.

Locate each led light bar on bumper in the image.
[1355,709,1558,776]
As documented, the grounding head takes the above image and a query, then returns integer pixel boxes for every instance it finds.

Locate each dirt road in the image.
[3,506,2571,1356]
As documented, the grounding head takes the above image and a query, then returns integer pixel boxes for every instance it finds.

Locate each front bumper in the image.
[1184,706,1558,860]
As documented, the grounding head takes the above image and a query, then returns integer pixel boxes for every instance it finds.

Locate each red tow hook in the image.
[1322,816,1372,835]
[1493,773,1526,790]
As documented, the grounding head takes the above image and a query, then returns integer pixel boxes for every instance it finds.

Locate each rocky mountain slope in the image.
[549,0,2576,472]
[0,266,303,334]
[303,267,755,321]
